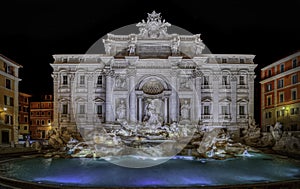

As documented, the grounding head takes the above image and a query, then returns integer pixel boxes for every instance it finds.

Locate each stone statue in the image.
[115,76,126,88]
[171,37,180,55]
[144,99,161,127]
[181,100,190,120]
[116,99,126,120]
[128,44,136,55]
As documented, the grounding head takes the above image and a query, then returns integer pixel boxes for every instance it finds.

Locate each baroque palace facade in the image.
[51,12,257,138]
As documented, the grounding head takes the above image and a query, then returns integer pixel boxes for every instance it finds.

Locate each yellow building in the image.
[0,54,22,145]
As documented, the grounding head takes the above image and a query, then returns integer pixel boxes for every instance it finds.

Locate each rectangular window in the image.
[292,89,297,100]
[48,119,51,124]
[63,75,68,85]
[239,106,245,115]
[265,112,268,119]
[5,79,11,89]
[268,112,272,118]
[4,96,13,106]
[278,79,284,88]
[268,69,272,77]
[62,104,68,114]
[222,76,229,85]
[203,76,209,85]
[97,76,103,85]
[292,58,297,68]
[5,115,13,125]
[240,59,244,63]
[267,96,271,106]
[24,126,28,130]
[222,58,227,63]
[97,105,103,115]
[277,111,280,117]
[24,117,28,123]
[291,107,299,115]
[266,83,272,92]
[221,106,229,115]
[36,120,40,125]
[280,64,284,73]
[79,105,85,114]
[292,74,298,84]
[279,92,284,103]
[239,76,245,85]
[203,106,210,115]
[41,120,45,125]
[80,75,85,85]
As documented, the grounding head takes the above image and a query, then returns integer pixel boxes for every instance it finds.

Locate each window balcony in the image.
[201,114,213,120]
[219,115,231,120]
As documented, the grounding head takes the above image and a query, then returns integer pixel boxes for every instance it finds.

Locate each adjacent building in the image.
[29,95,53,139]
[51,11,257,139]
[260,51,300,132]
[18,92,31,140]
[0,54,22,144]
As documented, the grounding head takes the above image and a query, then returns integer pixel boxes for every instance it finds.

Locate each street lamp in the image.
[0,107,7,113]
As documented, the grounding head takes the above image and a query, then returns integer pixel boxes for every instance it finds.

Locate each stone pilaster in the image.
[212,74,220,123]
[105,70,115,123]
[128,69,137,123]
[231,75,237,123]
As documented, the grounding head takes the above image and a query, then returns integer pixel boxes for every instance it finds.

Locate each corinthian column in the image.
[170,70,178,122]
[105,70,114,123]
[128,69,137,123]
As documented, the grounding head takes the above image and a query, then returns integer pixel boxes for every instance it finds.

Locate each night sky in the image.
[1,0,300,120]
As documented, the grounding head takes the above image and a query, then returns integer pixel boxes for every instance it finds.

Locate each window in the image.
[97,76,103,85]
[36,120,40,125]
[5,79,11,89]
[239,106,245,115]
[240,59,244,63]
[266,83,272,92]
[48,120,51,124]
[277,111,280,117]
[222,76,229,85]
[292,89,297,100]
[62,104,68,114]
[41,120,45,125]
[280,64,284,73]
[291,107,299,115]
[4,95,13,106]
[267,96,272,106]
[24,117,28,123]
[97,105,103,115]
[292,58,297,68]
[79,105,85,114]
[222,58,227,63]
[239,76,245,85]
[268,69,272,77]
[203,76,209,85]
[4,115,13,125]
[292,74,298,84]
[48,111,51,116]
[203,106,210,115]
[279,92,284,103]
[278,79,284,88]
[24,126,28,130]
[268,112,272,118]
[62,75,68,85]
[80,75,85,85]
[221,106,229,115]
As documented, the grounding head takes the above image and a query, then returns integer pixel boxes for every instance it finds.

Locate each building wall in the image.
[18,92,31,139]
[0,54,22,144]
[29,95,53,139]
[261,52,300,132]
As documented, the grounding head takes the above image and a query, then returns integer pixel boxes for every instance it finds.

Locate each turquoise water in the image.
[0,153,300,187]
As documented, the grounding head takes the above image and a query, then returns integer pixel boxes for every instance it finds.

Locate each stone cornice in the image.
[261,51,300,71]
[260,66,300,84]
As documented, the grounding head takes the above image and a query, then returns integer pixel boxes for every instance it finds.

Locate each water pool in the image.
[0,153,300,188]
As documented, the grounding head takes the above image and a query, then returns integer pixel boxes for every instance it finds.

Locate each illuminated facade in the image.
[18,92,31,139]
[0,54,22,144]
[29,95,53,139]
[51,12,257,138]
[260,51,300,132]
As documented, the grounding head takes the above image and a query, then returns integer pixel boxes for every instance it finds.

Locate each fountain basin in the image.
[0,153,300,188]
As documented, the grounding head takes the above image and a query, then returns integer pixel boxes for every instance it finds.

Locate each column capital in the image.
[104,69,115,78]
[192,70,203,78]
